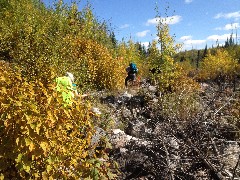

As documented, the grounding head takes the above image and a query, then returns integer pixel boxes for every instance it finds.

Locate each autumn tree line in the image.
[176,31,240,73]
[0,0,239,179]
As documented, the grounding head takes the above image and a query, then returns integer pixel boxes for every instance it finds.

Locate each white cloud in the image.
[185,39,206,45]
[215,23,240,30]
[180,35,192,40]
[146,18,158,26]
[136,30,150,37]
[141,42,150,47]
[214,11,240,20]
[179,33,240,50]
[185,0,193,4]
[179,35,206,50]
[120,24,130,29]
[207,34,231,41]
[146,15,182,26]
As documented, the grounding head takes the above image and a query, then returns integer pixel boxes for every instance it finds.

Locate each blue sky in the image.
[43,0,240,50]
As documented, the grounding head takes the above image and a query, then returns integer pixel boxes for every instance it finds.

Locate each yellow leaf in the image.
[29,104,38,113]
[1,87,7,94]
[47,96,52,105]
[42,172,48,180]
[16,137,20,145]
[30,123,36,130]
[46,165,52,173]
[29,142,35,152]
[0,173,4,180]
[25,114,30,121]
[25,138,31,146]
[0,75,6,82]
[40,142,48,152]
[15,153,23,163]
[36,123,41,135]
[38,81,43,87]
[14,101,22,107]
[7,114,11,119]
[66,124,73,130]
[33,173,40,178]
[23,164,30,173]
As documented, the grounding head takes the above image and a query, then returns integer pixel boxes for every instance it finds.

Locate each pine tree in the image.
[196,50,200,68]
[229,33,234,46]
[203,44,208,58]
[225,37,229,47]
[110,31,117,48]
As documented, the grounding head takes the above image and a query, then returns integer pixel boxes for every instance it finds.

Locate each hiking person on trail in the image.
[125,62,138,87]
[55,72,87,106]
[55,72,101,115]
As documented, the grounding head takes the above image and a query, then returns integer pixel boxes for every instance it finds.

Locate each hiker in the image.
[55,72,87,106]
[125,62,138,87]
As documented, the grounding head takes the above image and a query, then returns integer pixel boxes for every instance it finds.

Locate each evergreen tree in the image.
[203,44,208,58]
[196,50,200,68]
[225,37,229,47]
[229,33,234,46]
[110,31,117,48]
[135,42,147,58]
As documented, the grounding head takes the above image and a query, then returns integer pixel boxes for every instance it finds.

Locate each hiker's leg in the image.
[130,74,135,81]
[125,74,135,87]
[133,74,136,81]
[125,75,131,87]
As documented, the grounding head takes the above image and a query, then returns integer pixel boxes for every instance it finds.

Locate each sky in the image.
[43,0,240,50]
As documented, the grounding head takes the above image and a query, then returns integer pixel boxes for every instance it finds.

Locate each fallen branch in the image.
[232,154,240,180]
[213,97,233,118]
[177,127,225,180]
[162,140,175,180]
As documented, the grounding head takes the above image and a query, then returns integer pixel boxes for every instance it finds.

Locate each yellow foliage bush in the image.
[146,17,199,93]
[0,0,59,85]
[0,0,126,91]
[152,55,199,93]
[63,37,126,90]
[198,48,238,81]
[0,62,117,179]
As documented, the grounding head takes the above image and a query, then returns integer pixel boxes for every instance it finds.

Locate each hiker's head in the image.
[66,72,74,82]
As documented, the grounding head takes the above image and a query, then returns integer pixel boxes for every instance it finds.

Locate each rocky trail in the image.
[93,79,240,180]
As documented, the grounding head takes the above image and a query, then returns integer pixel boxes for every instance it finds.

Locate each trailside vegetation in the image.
[146,6,199,93]
[0,0,240,179]
[0,61,117,179]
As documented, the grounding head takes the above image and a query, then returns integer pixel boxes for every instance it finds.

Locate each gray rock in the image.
[148,85,157,92]
[91,127,106,146]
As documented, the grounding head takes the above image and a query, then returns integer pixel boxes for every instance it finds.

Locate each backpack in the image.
[130,63,138,73]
